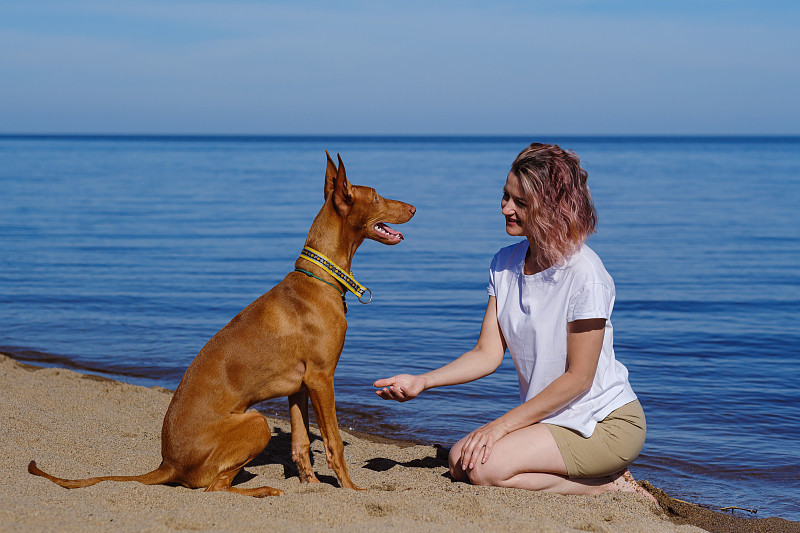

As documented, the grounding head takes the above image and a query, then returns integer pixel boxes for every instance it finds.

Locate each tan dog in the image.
[29,152,415,496]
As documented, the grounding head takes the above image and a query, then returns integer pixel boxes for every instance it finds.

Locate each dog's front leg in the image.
[307,379,362,490]
[288,388,319,483]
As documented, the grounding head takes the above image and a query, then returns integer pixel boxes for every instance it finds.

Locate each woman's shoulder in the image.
[490,240,528,271]
[565,245,614,287]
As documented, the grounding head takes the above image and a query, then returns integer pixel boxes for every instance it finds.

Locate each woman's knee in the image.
[464,461,502,487]
[448,442,468,481]
[449,445,502,486]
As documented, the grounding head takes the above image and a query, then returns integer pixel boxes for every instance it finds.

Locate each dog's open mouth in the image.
[374,222,404,242]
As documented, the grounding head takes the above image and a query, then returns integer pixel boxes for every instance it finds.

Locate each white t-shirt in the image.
[488,240,637,437]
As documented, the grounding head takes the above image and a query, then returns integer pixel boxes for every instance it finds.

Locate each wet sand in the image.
[2,353,797,533]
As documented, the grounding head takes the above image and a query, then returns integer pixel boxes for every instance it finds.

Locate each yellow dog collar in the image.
[298,247,372,304]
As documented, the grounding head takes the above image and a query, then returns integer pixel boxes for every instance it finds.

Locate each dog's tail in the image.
[28,460,177,489]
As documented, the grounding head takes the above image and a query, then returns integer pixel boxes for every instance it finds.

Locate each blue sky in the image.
[1,1,798,135]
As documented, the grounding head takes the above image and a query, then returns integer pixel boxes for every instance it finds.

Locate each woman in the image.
[374,143,654,499]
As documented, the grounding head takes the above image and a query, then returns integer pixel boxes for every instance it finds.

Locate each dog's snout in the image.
[409,205,416,215]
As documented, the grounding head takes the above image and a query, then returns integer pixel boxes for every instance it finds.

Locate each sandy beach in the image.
[2,353,796,533]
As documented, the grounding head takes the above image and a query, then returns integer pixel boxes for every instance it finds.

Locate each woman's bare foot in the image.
[609,469,658,505]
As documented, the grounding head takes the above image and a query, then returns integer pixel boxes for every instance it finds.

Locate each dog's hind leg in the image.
[204,468,284,497]
[201,411,284,497]
[289,388,320,483]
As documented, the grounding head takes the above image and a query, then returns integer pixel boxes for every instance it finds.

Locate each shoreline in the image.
[1,352,797,533]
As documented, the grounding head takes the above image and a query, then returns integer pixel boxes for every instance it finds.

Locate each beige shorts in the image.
[545,399,646,478]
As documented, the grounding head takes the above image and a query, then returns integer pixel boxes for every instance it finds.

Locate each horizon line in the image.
[2,133,799,140]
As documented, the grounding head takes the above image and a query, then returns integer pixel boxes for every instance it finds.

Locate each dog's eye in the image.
[373,193,378,203]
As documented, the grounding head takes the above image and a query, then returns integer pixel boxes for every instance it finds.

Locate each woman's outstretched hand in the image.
[373,374,426,402]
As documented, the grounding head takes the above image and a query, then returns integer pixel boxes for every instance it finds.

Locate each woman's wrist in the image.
[417,373,433,391]
[495,403,545,435]
[492,418,513,436]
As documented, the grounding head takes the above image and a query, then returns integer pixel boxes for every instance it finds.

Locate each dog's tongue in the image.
[376,222,404,240]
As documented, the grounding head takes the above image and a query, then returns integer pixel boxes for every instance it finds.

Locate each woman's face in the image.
[501,171,528,237]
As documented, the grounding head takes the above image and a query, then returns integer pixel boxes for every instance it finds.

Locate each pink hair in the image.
[510,143,597,267]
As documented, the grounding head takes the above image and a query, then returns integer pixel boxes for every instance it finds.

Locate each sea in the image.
[1,135,798,521]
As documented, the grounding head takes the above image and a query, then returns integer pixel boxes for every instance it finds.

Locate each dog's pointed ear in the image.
[324,150,337,199]
[332,153,354,213]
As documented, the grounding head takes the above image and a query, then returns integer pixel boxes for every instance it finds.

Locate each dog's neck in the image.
[299,201,364,275]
